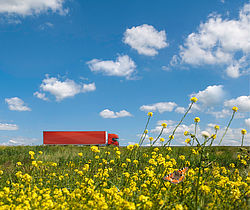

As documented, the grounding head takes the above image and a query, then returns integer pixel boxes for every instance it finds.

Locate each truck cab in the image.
[108,133,119,146]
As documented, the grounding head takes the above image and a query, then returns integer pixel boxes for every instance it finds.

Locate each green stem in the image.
[195,147,204,209]
[164,102,194,147]
[241,135,245,147]
[218,111,236,145]
[139,116,151,146]
[152,127,164,145]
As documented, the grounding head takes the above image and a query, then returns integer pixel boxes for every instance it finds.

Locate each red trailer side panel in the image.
[43,131,107,145]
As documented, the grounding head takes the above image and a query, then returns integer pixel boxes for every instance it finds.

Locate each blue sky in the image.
[0,0,249,146]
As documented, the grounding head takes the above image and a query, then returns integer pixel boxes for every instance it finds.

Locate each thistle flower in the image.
[232,106,238,112]
[241,129,247,135]
[147,112,153,117]
[214,125,220,130]
[201,131,210,139]
[190,97,198,103]
[161,123,167,128]
[185,138,191,144]
[194,117,200,123]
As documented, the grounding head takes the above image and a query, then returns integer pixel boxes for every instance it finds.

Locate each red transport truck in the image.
[43,131,119,146]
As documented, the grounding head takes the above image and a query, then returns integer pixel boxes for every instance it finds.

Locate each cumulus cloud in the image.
[175,107,186,114]
[5,97,31,111]
[33,91,49,101]
[99,109,132,119]
[224,96,250,112]
[0,136,39,146]
[140,102,177,113]
[82,83,96,92]
[87,55,136,79]
[0,0,67,16]
[245,118,250,127]
[191,85,225,106]
[175,3,250,78]
[36,75,96,101]
[123,24,168,56]
[0,123,18,130]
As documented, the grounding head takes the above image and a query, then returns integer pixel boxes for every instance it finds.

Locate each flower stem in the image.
[164,102,194,147]
[218,111,236,145]
[139,116,151,146]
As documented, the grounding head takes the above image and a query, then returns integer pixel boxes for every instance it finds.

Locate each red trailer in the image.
[43,131,119,146]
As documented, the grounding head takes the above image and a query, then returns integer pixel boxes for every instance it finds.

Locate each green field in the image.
[0,145,249,209]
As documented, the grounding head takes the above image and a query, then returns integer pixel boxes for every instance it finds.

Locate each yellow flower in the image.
[211,134,217,139]
[194,117,200,123]
[161,123,167,128]
[185,138,191,144]
[134,143,139,148]
[241,129,247,135]
[175,204,184,210]
[149,137,154,141]
[160,138,165,142]
[144,129,148,134]
[16,162,22,166]
[38,151,43,155]
[232,106,238,112]
[229,163,235,168]
[147,112,153,117]
[201,185,211,194]
[29,151,35,156]
[169,135,174,140]
[127,145,134,151]
[0,170,3,175]
[184,131,189,136]
[190,97,198,103]
[91,146,100,153]
[214,125,220,130]
[179,155,185,160]
[78,152,83,157]
[133,160,138,165]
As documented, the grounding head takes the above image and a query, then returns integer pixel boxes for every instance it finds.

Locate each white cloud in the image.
[176,3,250,78]
[99,109,132,119]
[175,107,186,114]
[37,75,96,101]
[0,123,18,130]
[123,24,168,56]
[140,102,177,113]
[33,91,49,101]
[5,97,31,111]
[0,0,67,16]
[191,85,225,106]
[0,136,39,146]
[245,118,250,127]
[224,95,250,112]
[82,83,96,92]
[209,109,231,119]
[87,55,136,79]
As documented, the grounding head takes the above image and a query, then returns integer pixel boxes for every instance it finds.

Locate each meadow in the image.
[0,97,249,209]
